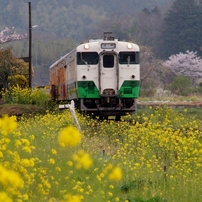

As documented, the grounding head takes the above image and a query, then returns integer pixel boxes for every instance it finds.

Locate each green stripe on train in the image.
[77,80,140,98]
[77,81,100,98]
[118,80,140,98]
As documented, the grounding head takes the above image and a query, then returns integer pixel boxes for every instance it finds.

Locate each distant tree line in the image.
[1,0,202,96]
[96,0,202,59]
[1,0,201,60]
[157,0,202,59]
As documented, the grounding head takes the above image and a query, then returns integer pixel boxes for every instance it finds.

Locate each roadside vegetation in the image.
[1,104,202,202]
[0,85,54,118]
[0,87,202,202]
[1,85,50,107]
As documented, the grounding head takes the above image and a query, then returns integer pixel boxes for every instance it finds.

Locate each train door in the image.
[99,53,118,96]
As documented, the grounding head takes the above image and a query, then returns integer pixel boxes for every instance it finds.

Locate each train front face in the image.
[76,38,140,117]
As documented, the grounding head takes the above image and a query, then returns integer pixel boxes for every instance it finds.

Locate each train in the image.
[49,32,140,120]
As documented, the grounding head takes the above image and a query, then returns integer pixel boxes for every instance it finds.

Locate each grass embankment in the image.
[0,85,53,118]
[0,104,47,118]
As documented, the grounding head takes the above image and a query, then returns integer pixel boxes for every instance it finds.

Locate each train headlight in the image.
[84,43,90,50]
[127,43,133,49]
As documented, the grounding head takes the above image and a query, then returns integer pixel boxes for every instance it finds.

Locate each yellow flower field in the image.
[0,106,202,202]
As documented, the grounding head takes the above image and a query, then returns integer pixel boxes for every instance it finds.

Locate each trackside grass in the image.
[0,106,202,202]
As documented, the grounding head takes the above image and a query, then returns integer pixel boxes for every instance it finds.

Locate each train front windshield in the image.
[77,52,98,65]
[103,55,114,68]
[119,52,139,64]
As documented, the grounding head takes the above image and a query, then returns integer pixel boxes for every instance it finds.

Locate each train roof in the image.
[49,52,69,70]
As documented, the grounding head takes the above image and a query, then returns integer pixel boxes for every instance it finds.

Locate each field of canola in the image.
[0,106,202,202]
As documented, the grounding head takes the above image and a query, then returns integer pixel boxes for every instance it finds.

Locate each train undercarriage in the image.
[74,97,137,120]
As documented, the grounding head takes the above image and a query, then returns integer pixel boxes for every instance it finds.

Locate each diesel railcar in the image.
[49,32,140,120]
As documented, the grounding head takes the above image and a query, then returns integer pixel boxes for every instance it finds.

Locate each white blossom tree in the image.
[164,50,202,84]
[0,27,27,43]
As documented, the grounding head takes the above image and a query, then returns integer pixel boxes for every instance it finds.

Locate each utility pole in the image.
[28,2,32,88]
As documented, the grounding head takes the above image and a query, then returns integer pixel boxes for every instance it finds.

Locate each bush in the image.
[1,86,52,108]
[167,75,192,96]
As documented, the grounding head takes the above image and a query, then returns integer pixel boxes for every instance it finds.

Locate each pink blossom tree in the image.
[164,50,202,84]
[0,27,27,43]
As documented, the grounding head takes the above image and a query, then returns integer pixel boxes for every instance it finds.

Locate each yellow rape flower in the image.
[22,146,32,153]
[0,164,23,188]
[51,149,57,155]
[0,114,17,135]
[15,140,22,148]
[22,194,29,201]
[72,150,93,169]
[0,192,12,202]
[0,151,3,158]
[64,194,82,202]
[108,166,122,181]
[58,126,81,147]
[21,158,34,167]
[56,167,61,172]
[67,161,73,167]
[21,139,30,146]
[48,158,55,165]
[29,134,35,140]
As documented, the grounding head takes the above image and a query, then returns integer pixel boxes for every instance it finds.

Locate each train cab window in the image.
[119,52,139,64]
[77,52,98,65]
[103,55,114,68]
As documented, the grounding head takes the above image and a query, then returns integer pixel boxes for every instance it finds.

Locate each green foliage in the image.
[193,81,202,94]
[168,75,192,96]
[8,75,28,88]
[126,196,167,202]
[140,84,157,97]
[0,47,29,89]
[158,0,202,59]
[30,87,51,108]
[0,47,14,89]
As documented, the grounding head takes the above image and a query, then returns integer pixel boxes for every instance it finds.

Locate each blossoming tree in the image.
[164,50,202,84]
[0,27,27,43]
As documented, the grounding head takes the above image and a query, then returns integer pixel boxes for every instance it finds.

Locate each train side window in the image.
[77,52,98,65]
[119,52,139,64]
[103,55,114,68]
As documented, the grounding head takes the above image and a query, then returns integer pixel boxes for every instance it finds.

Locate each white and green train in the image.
[49,32,140,120]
